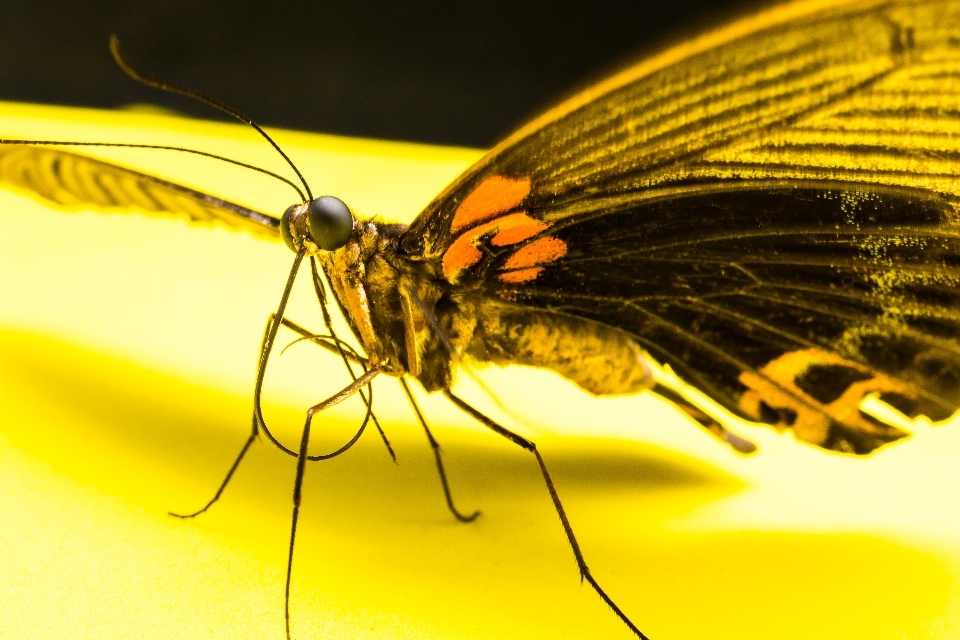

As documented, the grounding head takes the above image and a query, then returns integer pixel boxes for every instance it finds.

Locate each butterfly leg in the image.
[444,390,650,640]
[399,377,480,523]
[283,309,478,522]
[167,305,296,519]
[284,364,382,640]
[168,417,259,519]
[168,310,373,519]
[648,383,756,454]
[275,314,397,462]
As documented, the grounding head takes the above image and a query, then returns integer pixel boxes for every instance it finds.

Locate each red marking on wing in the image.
[489,212,549,246]
[498,267,543,283]
[501,236,568,271]
[450,175,531,233]
[442,235,483,282]
[442,212,548,281]
[442,176,566,285]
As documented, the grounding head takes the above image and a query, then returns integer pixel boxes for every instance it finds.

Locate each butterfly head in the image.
[280,195,355,253]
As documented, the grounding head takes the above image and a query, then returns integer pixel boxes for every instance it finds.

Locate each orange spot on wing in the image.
[441,174,563,286]
[489,212,549,246]
[738,348,911,452]
[442,234,483,281]
[502,236,568,271]
[450,175,532,233]
[498,267,543,283]
[442,211,549,281]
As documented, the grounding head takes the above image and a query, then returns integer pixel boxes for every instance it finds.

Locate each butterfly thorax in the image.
[317,219,457,389]
[319,218,656,396]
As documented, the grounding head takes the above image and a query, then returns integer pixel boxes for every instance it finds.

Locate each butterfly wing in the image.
[0,146,280,239]
[404,0,960,453]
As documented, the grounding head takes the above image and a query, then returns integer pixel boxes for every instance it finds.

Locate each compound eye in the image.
[280,204,299,251]
[307,195,354,251]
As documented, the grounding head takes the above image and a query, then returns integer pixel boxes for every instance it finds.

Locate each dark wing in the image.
[403,0,960,454]
[497,183,960,454]
[0,146,280,239]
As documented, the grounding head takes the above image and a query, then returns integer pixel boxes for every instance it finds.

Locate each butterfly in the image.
[4,0,960,637]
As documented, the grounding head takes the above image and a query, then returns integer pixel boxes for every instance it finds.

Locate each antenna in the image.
[109,35,313,202]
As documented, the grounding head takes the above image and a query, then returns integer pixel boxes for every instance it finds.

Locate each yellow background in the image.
[2,102,960,639]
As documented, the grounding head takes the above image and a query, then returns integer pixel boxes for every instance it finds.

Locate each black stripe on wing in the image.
[489,183,960,454]
[0,146,280,239]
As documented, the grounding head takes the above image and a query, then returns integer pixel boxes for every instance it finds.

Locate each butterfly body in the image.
[305,209,657,396]
[311,171,960,456]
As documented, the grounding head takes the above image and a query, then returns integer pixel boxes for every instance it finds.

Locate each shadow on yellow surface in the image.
[1,330,953,639]
[1,102,960,639]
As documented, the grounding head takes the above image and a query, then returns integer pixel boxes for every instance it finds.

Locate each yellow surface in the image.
[2,101,960,640]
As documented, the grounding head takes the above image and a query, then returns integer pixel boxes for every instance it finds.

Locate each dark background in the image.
[0,0,751,148]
